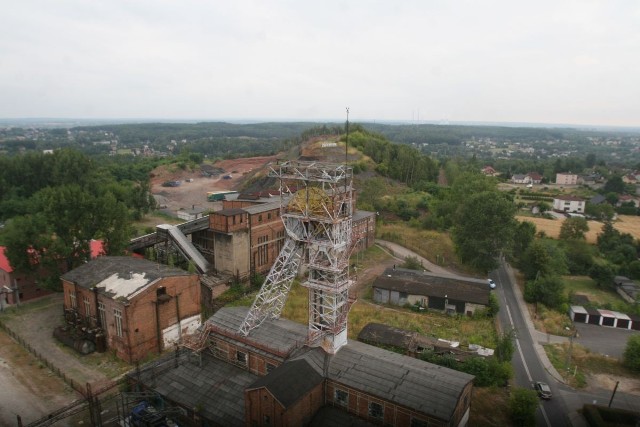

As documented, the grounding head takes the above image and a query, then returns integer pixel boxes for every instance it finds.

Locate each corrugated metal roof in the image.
[372,267,490,305]
[135,353,255,427]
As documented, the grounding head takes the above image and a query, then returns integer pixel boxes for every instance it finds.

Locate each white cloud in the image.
[0,0,638,126]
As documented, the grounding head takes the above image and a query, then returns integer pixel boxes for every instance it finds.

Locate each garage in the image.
[569,306,588,323]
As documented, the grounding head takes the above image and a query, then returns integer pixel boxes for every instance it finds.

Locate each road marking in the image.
[506,302,532,382]
[540,403,551,426]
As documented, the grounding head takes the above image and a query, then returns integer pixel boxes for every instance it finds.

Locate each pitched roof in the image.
[61,256,191,301]
[0,247,12,273]
[372,268,490,305]
[554,195,585,202]
[247,359,323,408]
[207,307,474,422]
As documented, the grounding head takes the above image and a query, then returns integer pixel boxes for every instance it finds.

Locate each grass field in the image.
[517,214,640,244]
[563,276,635,312]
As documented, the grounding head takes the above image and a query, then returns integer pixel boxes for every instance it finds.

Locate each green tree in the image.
[509,387,539,426]
[495,330,515,363]
[588,263,615,287]
[623,335,640,372]
[512,221,536,261]
[561,240,594,275]
[585,203,615,221]
[524,274,565,309]
[451,190,517,272]
[559,217,589,240]
[604,176,625,194]
[401,256,423,270]
[520,239,568,280]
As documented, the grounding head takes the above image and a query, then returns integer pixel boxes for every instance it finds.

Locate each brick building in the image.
[190,197,376,282]
[61,256,201,363]
[133,307,474,426]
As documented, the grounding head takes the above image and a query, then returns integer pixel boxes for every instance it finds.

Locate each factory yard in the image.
[149,156,278,216]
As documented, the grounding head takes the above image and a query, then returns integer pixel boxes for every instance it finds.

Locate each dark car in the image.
[534,381,552,399]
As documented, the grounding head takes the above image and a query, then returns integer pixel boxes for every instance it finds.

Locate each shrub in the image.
[623,335,640,372]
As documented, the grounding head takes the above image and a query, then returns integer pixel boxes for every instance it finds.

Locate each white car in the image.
[488,279,496,289]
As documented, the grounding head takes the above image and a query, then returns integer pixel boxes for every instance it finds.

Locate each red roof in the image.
[0,240,106,273]
[0,247,13,273]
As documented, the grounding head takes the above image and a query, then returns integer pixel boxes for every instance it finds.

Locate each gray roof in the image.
[589,194,607,205]
[242,200,283,215]
[357,322,414,349]
[207,306,308,359]
[289,340,473,422]
[247,359,323,408]
[135,352,256,427]
[217,208,246,216]
[60,256,191,300]
[352,210,376,222]
[372,268,490,305]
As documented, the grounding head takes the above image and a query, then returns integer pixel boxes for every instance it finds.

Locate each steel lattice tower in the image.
[239,160,356,354]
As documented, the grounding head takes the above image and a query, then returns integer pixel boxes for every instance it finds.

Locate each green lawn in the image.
[564,276,634,312]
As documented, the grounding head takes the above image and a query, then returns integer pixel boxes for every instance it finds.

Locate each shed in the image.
[598,309,616,327]
[585,307,601,325]
[569,306,588,323]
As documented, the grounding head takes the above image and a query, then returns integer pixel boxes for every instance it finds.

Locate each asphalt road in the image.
[493,262,571,426]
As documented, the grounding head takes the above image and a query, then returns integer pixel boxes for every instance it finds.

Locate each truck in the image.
[207,191,238,202]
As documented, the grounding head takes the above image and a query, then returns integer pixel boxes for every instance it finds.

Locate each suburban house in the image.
[61,256,201,363]
[622,174,638,185]
[510,172,541,185]
[511,174,530,184]
[481,166,498,176]
[556,173,579,185]
[552,195,586,213]
[132,307,474,426]
[371,268,490,315]
[0,240,105,307]
[617,194,640,208]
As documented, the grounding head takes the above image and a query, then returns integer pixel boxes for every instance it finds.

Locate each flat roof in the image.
[570,306,588,314]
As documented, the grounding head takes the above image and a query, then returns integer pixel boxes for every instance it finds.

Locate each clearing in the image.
[517,215,640,244]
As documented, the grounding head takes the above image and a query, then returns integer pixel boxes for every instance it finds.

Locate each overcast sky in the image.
[1,1,639,127]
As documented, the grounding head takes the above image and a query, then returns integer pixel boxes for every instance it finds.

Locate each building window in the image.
[335,389,348,406]
[276,230,285,253]
[368,402,383,419]
[114,308,123,337]
[257,235,268,266]
[236,351,247,365]
[98,302,106,329]
[267,212,271,220]
[258,214,262,222]
[69,292,77,309]
[266,362,276,373]
[410,419,429,427]
[83,296,91,317]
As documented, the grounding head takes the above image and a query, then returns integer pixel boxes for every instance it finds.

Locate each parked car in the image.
[488,279,496,289]
[534,381,552,400]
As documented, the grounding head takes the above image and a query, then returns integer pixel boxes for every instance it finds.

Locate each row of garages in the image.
[570,306,640,330]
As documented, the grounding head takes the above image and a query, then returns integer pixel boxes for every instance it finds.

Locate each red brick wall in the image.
[245,382,323,427]
[248,208,285,276]
[2,270,51,304]
[62,274,200,363]
[325,380,449,426]
[210,337,281,376]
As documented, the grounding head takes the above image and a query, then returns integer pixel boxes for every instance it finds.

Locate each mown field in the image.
[516,214,640,244]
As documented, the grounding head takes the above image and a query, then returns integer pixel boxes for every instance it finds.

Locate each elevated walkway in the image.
[156,224,210,274]
[129,216,210,251]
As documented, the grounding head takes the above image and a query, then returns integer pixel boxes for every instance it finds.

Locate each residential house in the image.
[556,173,579,185]
[481,166,498,176]
[527,172,543,184]
[511,174,530,184]
[623,174,638,185]
[617,195,640,208]
[61,256,201,362]
[372,268,490,315]
[553,195,585,213]
[589,194,607,205]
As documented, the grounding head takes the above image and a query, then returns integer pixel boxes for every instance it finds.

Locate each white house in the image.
[553,195,585,213]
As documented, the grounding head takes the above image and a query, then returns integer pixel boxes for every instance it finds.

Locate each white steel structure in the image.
[239,160,356,354]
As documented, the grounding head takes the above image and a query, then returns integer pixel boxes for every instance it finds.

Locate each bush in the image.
[509,388,539,426]
[623,335,640,372]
